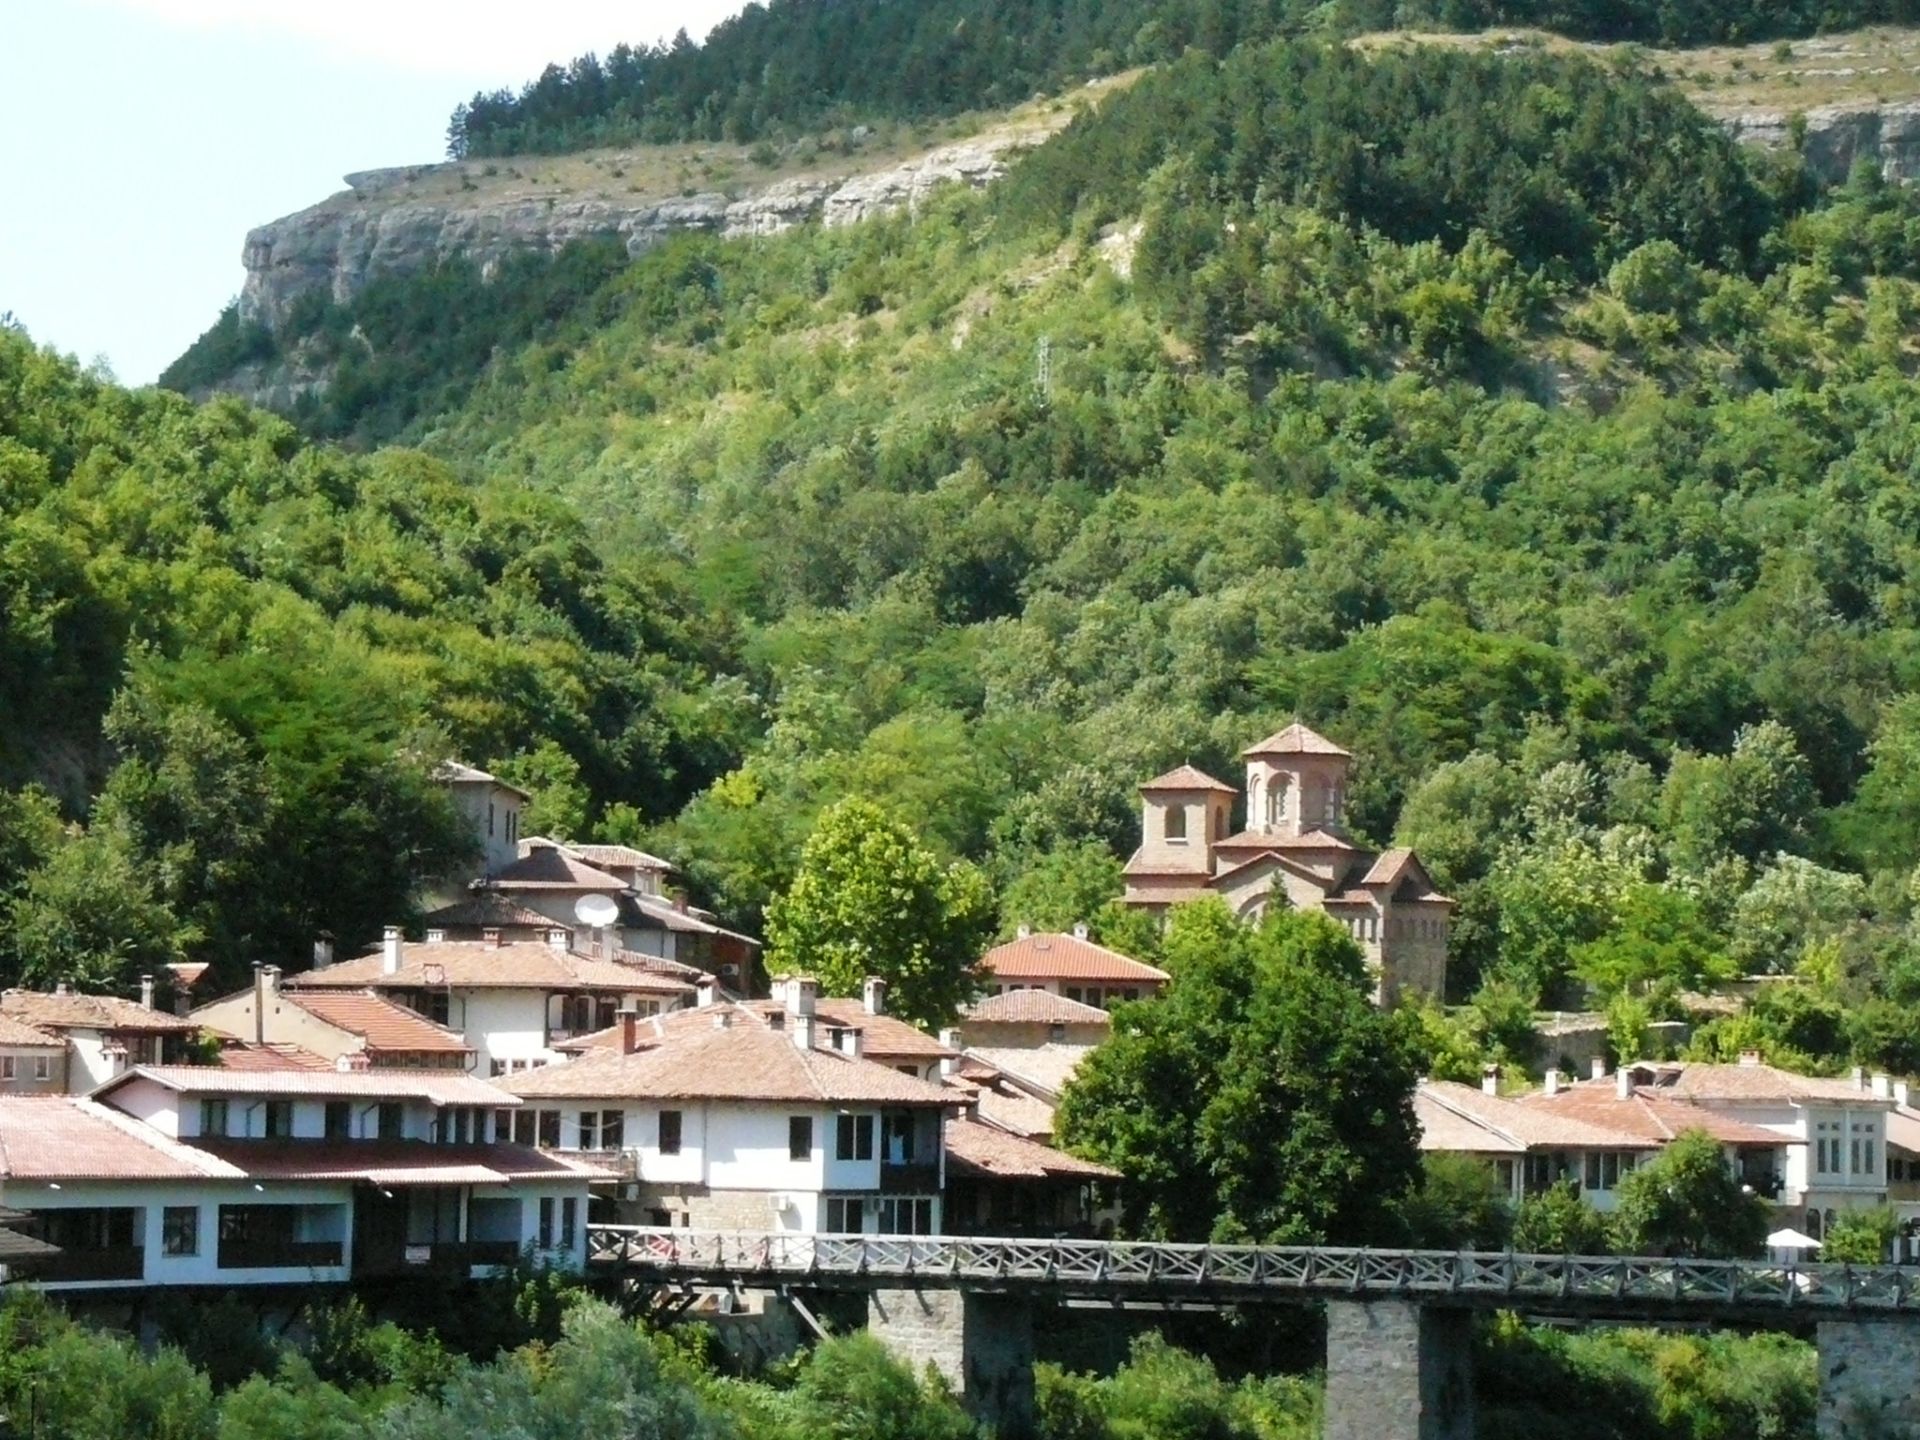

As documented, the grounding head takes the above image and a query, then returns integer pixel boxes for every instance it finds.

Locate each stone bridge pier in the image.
[868,1287,1036,1434]
[1323,1300,1474,1440]
[1817,1317,1920,1439]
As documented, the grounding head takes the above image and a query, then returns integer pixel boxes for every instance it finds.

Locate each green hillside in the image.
[25,37,1920,1076]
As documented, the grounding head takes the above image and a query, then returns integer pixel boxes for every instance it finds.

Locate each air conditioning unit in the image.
[768,1192,795,1216]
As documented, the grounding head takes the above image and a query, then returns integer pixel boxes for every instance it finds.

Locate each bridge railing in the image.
[585,1226,1920,1313]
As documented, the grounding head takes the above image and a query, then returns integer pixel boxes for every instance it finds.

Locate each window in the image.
[507,810,518,845]
[1582,1152,1626,1192]
[836,1114,875,1162]
[325,1101,351,1141]
[538,1197,555,1249]
[1816,1119,1843,1176]
[538,1109,560,1148]
[789,1115,813,1162]
[494,1109,514,1142]
[488,802,496,837]
[162,1206,199,1256]
[1164,805,1187,842]
[826,1197,866,1233]
[560,1197,577,1249]
[377,1102,403,1141]
[420,990,450,1026]
[578,1111,599,1151]
[201,1098,230,1137]
[875,1197,935,1235]
[0,1057,13,1080]
[33,1055,50,1081]
[1048,1024,1067,1042]
[1853,1120,1879,1178]
[262,1100,293,1138]
[601,1110,623,1150]
[658,1109,682,1156]
[513,1110,536,1146]
[883,1112,915,1163]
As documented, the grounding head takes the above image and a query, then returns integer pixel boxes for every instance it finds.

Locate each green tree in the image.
[784,1333,973,1440]
[998,840,1124,937]
[1571,884,1736,1003]
[1612,1132,1770,1259]
[1511,1178,1616,1255]
[763,799,996,1029]
[1057,899,1421,1244]
[1820,1206,1899,1264]
[493,740,591,842]
[1391,1152,1513,1249]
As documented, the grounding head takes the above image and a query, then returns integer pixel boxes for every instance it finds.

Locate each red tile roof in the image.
[486,846,627,892]
[421,894,557,929]
[1242,723,1350,757]
[0,1097,227,1179]
[563,843,674,873]
[963,990,1112,1025]
[1620,1061,1869,1104]
[943,1118,1117,1181]
[0,1014,62,1049]
[1,990,200,1034]
[186,1139,613,1186]
[739,999,954,1061]
[284,940,694,996]
[286,992,473,1055]
[499,1006,956,1107]
[980,934,1169,984]
[214,1042,334,1072]
[97,1065,514,1107]
[1513,1081,1788,1146]
[1138,765,1235,794]
[1212,828,1360,852]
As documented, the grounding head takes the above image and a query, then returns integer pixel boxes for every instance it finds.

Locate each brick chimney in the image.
[863,975,888,1016]
[831,1026,864,1059]
[139,974,155,1012]
[1897,1080,1912,1108]
[1872,1073,1892,1100]
[382,926,403,975]
[1738,1049,1762,1067]
[55,980,70,997]
[618,999,641,1055]
[250,964,275,1044]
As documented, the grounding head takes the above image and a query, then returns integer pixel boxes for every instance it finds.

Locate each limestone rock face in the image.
[1714,100,1920,184]
[237,133,1040,332]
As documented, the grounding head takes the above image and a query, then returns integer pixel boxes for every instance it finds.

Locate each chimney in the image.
[1073,922,1089,942]
[336,1050,371,1072]
[695,976,719,1009]
[1590,1056,1607,1081]
[1853,1066,1867,1092]
[382,926,403,975]
[673,892,689,914]
[251,964,274,1044]
[1739,1049,1762,1067]
[139,974,155,1011]
[481,926,502,949]
[1616,1068,1635,1100]
[1544,1068,1561,1097]
[939,1027,963,1079]
[1897,1080,1912,1108]
[1480,1063,1499,1097]
[832,1027,864,1059]
[425,928,447,944]
[1872,1073,1892,1100]
[545,927,569,952]
[55,980,70,997]
[619,1000,641,1055]
[312,934,335,969]
[1016,924,1032,940]
[712,1010,732,1030]
[863,975,887,1016]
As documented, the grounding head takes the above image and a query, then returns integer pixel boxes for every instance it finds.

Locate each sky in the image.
[0,1,749,385]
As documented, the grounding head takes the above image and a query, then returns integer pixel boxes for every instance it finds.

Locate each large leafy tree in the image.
[1612,1131,1770,1259]
[763,799,996,1029]
[1057,899,1422,1244]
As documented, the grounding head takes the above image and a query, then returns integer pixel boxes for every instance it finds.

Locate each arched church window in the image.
[1165,806,1187,842]
[1268,775,1289,830]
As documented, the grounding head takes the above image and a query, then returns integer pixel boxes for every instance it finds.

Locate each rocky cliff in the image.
[1711,99,1920,185]
[237,102,1090,332]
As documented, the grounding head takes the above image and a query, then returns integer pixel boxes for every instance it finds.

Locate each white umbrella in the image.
[1767,1227,1821,1251]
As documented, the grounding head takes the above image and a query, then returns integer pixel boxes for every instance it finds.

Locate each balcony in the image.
[36,1246,144,1283]
[217,1239,344,1271]
[356,1240,521,1277]
[880,1162,941,1194]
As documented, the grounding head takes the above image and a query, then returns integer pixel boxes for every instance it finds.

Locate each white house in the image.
[0,1014,66,1096]
[1,985,205,1093]
[194,965,474,1071]
[0,1066,605,1291]
[978,928,1169,1011]
[282,928,694,1076]
[500,978,957,1236]
[435,761,529,879]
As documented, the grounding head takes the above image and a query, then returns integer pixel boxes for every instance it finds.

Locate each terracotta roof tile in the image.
[1213,828,1361,852]
[1418,1081,1661,1151]
[214,1042,335,1072]
[434,761,530,798]
[421,894,557,929]
[0,1096,232,1179]
[1242,723,1350,757]
[284,940,694,996]
[97,1065,515,1107]
[1620,1061,1869,1104]
[1,990,200,1034]
[740,1000,953,1060]
[963,990,1112,1025]
[563,843,674,873]
[186,1139,612,1185]
[486,846,626,892]
[498,1006,955,1107]
[1138,765,1235,794]
[964,1045,1091,1096]
[943,1117,1117,1181]
[0,1014,62,1048]
[286,993,474,1055]
[1512,1081,1788,1146]
[980,934,1169,984]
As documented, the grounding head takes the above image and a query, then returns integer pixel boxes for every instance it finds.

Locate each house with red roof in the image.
[977,927,1169,1010]
[1120,724,1452,1005]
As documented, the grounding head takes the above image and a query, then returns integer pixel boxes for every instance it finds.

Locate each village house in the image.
[0,1066,603,1290]
[500,978,955,1235]
[0,984,205,1093]
[274,928,695,1076]
[434,761,529,879]
[0,1013,67,1096]
[979,927,1169,1010]
[1120,724,1452,1004]
[193,965,475,1071]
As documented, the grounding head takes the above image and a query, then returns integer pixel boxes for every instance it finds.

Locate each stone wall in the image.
[620,1184,782,1231]
[1323,1300,1474,1440]
[1817,1317,1920,1440]
[867,1287,1035,1435]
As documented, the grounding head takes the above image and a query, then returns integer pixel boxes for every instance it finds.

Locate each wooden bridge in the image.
[588,1227,1920,1440]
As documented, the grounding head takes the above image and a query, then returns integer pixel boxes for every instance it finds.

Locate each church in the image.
[1120,724,1451,1005]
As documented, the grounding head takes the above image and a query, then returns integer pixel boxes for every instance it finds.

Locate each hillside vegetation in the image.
[449,0,1920,156]
[23,38,1920,1084]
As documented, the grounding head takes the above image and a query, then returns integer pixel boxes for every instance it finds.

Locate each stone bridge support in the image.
[1818,1317,1920,1439]
[1323,1300,1475,1440]
[868,1287,1035,1435]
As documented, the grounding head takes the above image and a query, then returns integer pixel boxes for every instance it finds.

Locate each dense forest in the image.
[447,0,1920,156]
[66,37,1920,1084]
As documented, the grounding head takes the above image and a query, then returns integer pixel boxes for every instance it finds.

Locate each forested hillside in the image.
[32,36,1920,1081]
[449,0,1920,155]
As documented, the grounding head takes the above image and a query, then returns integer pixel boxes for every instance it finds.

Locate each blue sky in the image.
[0,1,748,384]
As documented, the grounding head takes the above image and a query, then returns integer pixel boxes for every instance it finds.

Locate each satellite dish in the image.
[575,893,621,927]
